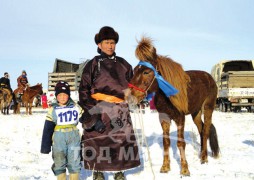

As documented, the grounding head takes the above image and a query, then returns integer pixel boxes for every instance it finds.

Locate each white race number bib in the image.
[55,106,79,125]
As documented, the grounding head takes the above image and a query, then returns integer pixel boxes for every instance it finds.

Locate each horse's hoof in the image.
[200,158,208,164]
[180,168,190,176]
[160,165,170,173]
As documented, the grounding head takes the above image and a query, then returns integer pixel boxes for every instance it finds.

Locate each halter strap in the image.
[128,83,146,93]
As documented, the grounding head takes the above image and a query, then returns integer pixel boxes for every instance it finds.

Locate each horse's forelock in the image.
[135,36,157,63]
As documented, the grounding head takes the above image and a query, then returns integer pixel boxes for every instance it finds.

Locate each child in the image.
[41,81,82,180]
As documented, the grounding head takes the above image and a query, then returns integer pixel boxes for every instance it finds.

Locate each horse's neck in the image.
[25,87,39,99]
[29,86,40,92]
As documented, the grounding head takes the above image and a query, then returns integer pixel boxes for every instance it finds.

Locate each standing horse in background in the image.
[0,88,13,115]
[126,37,219,176]
[14,83,43,115]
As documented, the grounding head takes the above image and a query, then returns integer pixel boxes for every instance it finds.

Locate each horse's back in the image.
[186,70,217,112]
[186,70,217,89]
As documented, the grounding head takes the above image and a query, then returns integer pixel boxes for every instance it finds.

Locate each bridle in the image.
[128,66,157,98]
[128,61,178,101]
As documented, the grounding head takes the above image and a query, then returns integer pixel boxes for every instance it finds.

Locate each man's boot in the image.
[93,171,105,180]
[114,171,125,180]
[16,93,22,102]
[69,173,79,180]
[57,173,66,180]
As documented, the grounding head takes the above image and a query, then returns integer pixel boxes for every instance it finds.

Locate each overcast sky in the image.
[0,0,253,89]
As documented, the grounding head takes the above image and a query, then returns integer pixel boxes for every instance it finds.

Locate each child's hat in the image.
[55,81,70,97]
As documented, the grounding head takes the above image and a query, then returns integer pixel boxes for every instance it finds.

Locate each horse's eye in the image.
[143,71,149,75]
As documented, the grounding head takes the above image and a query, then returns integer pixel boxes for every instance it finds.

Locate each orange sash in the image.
[91,93,124,103]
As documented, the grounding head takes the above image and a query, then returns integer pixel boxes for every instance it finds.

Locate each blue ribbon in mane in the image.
[138,61,178,97]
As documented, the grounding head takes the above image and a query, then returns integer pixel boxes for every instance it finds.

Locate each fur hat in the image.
[55,81,70,97]
[94,26,119,44]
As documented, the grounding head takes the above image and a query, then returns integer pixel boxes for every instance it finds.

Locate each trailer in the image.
[211,60,254,112]
[47,58,89,105]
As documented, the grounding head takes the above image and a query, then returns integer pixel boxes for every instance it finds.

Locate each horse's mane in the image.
[135,36,190,113]
[29,83,42,89]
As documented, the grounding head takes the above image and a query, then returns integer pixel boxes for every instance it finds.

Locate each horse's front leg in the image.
[16,103,21,114]
[160,119,171,173]
[17,103,20,114]
[24,102,28,115]
[3,106,6,114]
[176,116,190,176]
[29,103,32,115]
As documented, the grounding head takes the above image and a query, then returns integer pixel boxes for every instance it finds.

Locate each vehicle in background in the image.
[47,58,89,106]
[211,60,254,112]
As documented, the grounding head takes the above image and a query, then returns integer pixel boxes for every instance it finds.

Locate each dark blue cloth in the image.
[138,61,178,97]
[94,119,106,133]
[146,93,155,101]
[41,120,56,154]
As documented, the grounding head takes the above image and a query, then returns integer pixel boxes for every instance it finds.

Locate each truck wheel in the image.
[233,106,241,112]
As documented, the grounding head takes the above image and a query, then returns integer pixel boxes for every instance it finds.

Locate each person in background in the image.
[41,81,82,180]
[79,26,140,180]
[16,70,29,101]
[41,93,48,109]
[0,72,13,92]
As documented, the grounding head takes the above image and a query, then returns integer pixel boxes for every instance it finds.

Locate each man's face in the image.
[98,39,116,56]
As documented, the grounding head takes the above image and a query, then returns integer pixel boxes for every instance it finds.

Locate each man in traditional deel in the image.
[79,26,141,180]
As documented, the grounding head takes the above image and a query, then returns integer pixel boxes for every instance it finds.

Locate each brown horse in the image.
[126,37,219,176]
[14,83,43,115]
[0,88,13,115]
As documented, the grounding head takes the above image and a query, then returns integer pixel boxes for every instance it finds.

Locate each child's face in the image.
[56,93,69,106]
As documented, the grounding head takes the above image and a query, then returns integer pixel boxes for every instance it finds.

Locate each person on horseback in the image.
[16,70,29,101]
[0,72,13,114]
[0,72,13,92]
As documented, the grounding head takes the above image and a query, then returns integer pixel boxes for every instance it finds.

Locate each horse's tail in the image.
[209,124,220,158]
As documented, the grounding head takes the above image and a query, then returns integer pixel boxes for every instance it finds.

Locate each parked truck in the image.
[211,60,254,112]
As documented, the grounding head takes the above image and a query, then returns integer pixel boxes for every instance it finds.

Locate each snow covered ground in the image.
[0,107,254,180]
